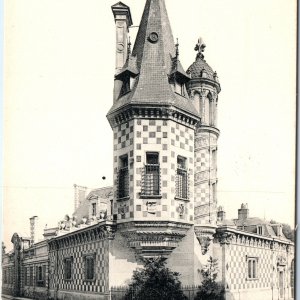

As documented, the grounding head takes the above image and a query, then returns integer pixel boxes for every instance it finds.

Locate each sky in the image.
[3,0,296,250]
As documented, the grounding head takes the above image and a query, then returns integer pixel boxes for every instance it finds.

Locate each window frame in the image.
[83,253,96,282]
[175,156,189,200]
[64,257,73,281]
[141,152,161,198]
[117,155,129,200]
[247,257,258,280]
[36,265,46,287]
[92,202,97,217]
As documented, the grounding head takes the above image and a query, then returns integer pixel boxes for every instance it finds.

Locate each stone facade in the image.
[2,1,294,300]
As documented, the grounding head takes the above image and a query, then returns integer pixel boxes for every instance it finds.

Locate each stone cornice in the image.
[48,221,116,250]
[215,226,294,248]
[107,105,200,129]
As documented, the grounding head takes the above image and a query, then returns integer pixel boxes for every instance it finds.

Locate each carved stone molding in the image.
[194,225,216,255]
[214,231,234,245]
[119,222,191,259]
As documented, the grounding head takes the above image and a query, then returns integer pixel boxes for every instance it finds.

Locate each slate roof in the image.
[219,216,291,241]
[187,57,215,80]
[108,0,199,118]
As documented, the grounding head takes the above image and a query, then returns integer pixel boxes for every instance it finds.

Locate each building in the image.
[2,1,294,299]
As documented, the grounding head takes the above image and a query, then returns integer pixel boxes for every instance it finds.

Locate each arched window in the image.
[194,92,201,115]
[204,94,210,125]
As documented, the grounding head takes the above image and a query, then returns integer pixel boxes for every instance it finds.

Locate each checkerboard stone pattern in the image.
[112,118,195,223]
[49,239,109,293]
[225,243,272,291]
[194,131,218,225]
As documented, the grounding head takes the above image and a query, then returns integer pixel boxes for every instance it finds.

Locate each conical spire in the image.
[108,0,198,118]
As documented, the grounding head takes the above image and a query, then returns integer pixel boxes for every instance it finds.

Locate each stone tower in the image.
[107,0,200,258]
[186,38,221,241]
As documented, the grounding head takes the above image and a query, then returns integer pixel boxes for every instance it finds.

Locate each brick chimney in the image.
[217,206,226,221]
[238,203,249,220]
[29,216,38,244]
[74,184,87,211]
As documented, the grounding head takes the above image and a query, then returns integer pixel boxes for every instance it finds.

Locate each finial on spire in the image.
[175,38,179,59]
[127,37,132,59]
[194,37,206,60]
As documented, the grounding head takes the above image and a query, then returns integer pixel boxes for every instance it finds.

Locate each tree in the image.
[124,257,188,300]
[195,257,225,300]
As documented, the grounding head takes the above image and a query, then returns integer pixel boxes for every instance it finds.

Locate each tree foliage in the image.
[270,220,295,242]
[124,257,188,300]
[195,257,225,300]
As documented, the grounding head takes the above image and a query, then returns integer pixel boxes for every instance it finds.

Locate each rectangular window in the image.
[84,254,95,281]
[24,267,28,286]
[212,183,217,202]
[257,225,263,235]
[212,149,217,169]
[118,155,129,199]
[247,257,258,279]
[92,203,97,216]
[176,156,188,199]
[3,269,7,284]
[64,257,73,280]
[36,265,46,287]
[29,266,34,286]
[142,153,160,196]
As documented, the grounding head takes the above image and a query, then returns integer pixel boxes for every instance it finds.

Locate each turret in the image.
[186,38,221,247]
[107,0,199,258]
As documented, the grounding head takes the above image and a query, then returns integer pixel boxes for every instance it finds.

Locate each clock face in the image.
[148,32,159,43]
[117,44,124,52]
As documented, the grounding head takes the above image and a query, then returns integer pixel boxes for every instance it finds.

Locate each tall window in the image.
[92,203,97,216]
[36,265,46,287]
[24,267,28,286]
[212,183,217,202]
[212,149,217,169]
[3,269,7,284]
[84,254,95,281]
[247,257,258,279]
[29,266,34,286]
[176,156,188,199]
[64,257,73,280]
[142,153,160,196]
[118,155,129,199]
[291,259,294,298]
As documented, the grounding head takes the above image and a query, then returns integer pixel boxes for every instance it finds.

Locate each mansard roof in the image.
[108,0,198,118]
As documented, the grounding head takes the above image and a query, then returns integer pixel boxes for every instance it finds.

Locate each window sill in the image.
[116,196,130,201]
[140,194,162,199]
[246,278,258,281]
[175,197,189,202]
[64,278,73,282]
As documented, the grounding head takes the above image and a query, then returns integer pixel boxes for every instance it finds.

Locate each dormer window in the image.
[120,75,131,96]
[174,82,184,95]
[257,225,263,235]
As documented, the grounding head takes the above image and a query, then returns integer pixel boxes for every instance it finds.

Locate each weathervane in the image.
[194,37,206,60]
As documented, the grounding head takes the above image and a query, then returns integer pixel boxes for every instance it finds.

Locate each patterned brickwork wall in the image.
[194,130,218,225]
[49,239,109,294]
[113,119,135,222]
[217,231,294,298]
[112,118,195,224]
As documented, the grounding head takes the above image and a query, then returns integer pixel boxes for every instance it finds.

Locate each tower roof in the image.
[186,38,221,92]
[108,0,198,118]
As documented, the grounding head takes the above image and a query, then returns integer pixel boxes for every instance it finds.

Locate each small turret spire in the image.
[194,37,206,60]
[175,38,179,59]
